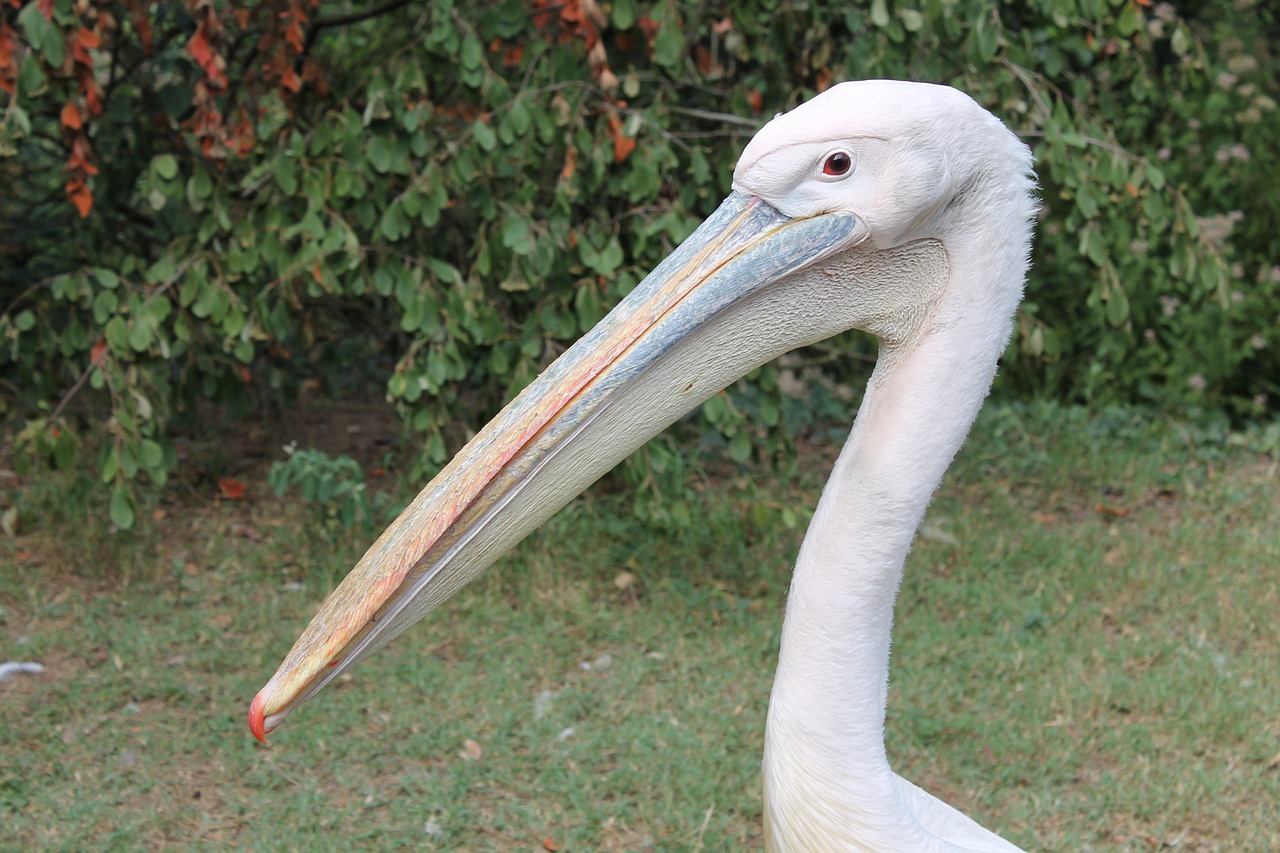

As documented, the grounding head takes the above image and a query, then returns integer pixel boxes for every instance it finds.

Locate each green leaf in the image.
[1116,2,1142,36]
[154,154,179,181]
[368,135,393,173]
[104,316,129,353]
[139,439,164,469]
[472,120,496,152]
[460,31,483,70]
[502,217,535,255]
[110,487,136,529]
[870,0,890,28]
[93,268,120,289]
[612,0,637,28]
[128,318,152,352]
[14,310,35,331]
[653,17,683,69]
[101,448,118,484]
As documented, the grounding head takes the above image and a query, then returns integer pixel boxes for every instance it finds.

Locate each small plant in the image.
[267,444,386,533]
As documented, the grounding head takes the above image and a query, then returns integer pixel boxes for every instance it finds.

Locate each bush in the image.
[2,0,1276,525]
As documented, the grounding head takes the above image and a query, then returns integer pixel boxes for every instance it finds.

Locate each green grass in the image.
[2,403,1277,851]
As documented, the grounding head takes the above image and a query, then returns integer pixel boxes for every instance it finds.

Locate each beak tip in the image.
[248,691,271,743]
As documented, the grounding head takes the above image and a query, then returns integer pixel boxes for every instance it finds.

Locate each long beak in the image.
[250,192,869,741]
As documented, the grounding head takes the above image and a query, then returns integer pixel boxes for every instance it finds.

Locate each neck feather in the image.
[762,203,1031,851]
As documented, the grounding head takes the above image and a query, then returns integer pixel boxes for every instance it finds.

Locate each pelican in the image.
[251,80,1036,851]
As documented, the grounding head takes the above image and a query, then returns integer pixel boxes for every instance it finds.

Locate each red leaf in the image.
[60,100,82,129]
[37,0,53,20]
[76,26,100,50]
[90,338,108,366]
[542,837,560,851]
[84,79,102,114]
[280,66,301,93]
[218,478,247,500]
[188,30,212,68]
[132,8,153,52]
[284,20,305,53]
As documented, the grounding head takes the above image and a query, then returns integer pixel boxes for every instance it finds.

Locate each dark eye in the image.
[823,152,852,176]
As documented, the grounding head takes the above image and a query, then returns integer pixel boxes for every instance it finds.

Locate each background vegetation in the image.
[2,0,1278,523]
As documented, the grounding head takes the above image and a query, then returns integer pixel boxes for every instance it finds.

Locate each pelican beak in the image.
[249,192,867,742]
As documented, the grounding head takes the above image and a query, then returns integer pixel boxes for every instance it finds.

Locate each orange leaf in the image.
[69,135,99,175]
[84,79,102,114]
[747,89,763,114]
[280,66,301,93]
[218,478,247,500]
[542,837,561,851]
[60,100,82,129]
[560,146,577,181]
[90,338,108,366]
[285,21,305,53]
[68,184,93,217]
[188,30,211,68]
[76,26,100,50]
[37,0,53,19]
[611,132,636,164]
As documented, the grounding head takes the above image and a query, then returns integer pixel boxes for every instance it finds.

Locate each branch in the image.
[308,0,416,39]
[666,105,760,128]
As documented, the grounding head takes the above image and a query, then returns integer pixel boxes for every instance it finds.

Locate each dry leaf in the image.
[218,478,246,500]
[1095,503,1130,519]
[459,738,482,761]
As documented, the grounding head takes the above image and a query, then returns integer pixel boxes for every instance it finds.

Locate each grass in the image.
[2,402,1278,851]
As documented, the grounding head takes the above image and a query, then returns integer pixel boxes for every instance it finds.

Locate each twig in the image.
[691,804,715,852]
[667,105,760,127]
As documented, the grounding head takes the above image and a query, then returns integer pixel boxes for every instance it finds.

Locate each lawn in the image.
[2,402,1277,851]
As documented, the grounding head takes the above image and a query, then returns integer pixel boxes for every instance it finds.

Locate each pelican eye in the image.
[823,151,852,177]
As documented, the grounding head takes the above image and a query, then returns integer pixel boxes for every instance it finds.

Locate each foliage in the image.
[1,0,1277,525]
[268,444,388,531]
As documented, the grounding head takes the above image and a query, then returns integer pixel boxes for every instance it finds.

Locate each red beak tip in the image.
[248,692,270,744]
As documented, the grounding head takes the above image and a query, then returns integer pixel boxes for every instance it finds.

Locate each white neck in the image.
[762,213,1030,853]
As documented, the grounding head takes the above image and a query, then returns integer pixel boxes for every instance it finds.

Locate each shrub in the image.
[2,0,1276,525]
